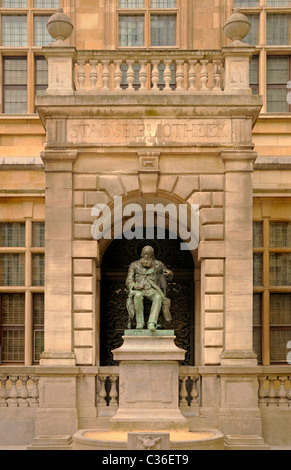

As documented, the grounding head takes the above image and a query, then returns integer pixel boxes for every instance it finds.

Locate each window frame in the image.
[234,0,291,114]
[3,56,28,114]
[253,217,291,365]
[0,0,59,114]
[0,219,45,365]
[266,55,291,112]
[117,0,180,49]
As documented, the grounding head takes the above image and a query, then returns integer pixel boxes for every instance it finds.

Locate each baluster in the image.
[190,375,199,407]
[139,60,147,91]
[179,376,188,406]
[0,376,8,407]
[258,376,267,406]
[188,60,197,91]
[8,376,19,407]
[97,375,107,407]
[89,60,98,90]
[200,59,209,91]
[77,59,86,90]
[109,375,118,408]
[19,376,29,407]
[267,376,277,407]
[212,59,221,91]
[101,60,110,91]
[176,60,184,91]
[126,60,135,92]
[151,60,160,91]
[163,60,172,91]
[278,376,289,407]
[30,376,39,407]
[114,60,122,91]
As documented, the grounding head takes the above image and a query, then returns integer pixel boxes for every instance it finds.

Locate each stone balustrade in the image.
[97,369,119,411]
[179,368,200,408]
[0,374,39,408]
[74,50,224,94]
[96,366,200,412]
[258,374,291,408]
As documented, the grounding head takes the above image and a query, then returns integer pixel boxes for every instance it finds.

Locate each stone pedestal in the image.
[109,330,188,431]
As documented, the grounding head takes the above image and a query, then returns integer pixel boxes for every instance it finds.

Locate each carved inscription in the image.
[67,119,231,145]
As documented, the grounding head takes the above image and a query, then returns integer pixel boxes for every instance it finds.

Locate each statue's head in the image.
[140,245,155,267]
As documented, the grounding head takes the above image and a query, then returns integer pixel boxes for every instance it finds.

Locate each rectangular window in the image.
[33,293,44,362]
[35,57,48,105]
[32,253,45,286]
[118,0,178,48]
[0,223,25,248]
[0,221,45,364]
[0,294,25,363]
[0,254,25,286]
[34,0,60,7]
[253,253,263,286]
[3,58,27,114]
[266,0,291,6]
[1,0,27,8]
[151,0,176,6]
[119,15,145,46]
[151,15,176,46]
[244,15,260,46]
[269,253,291,286]
[234,0,259,6]
[267,14,291,45]
[34,16,52,46]
[250,56,259,95]
[253,218,291,364]
[253,294,262,364]
[270,294,291,362]
[253,221,263,248]
[119,0,144,6]
[267,57,290,113]
[32,222,45,247]
[2,16,27,47]
[269,222,291,248]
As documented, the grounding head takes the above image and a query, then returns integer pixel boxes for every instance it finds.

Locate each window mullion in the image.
[24,219,32,365]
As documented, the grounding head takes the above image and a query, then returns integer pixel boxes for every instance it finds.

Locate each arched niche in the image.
[99,230,196,366]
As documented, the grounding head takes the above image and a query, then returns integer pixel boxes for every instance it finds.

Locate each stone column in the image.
[40,150,78,366]
[220,150,257,366]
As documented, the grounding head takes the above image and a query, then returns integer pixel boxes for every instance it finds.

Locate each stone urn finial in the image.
[223,8,251,45]
[46,7,74,46]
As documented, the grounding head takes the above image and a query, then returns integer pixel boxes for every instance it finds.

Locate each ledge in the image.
[254,155,291,170]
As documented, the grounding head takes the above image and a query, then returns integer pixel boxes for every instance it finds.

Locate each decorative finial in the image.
[223,8,251,45]
[46,7,74,46]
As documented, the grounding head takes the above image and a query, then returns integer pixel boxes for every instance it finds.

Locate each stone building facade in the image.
[0,0,291,450]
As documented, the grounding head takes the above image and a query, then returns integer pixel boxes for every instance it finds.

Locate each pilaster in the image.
[40,150,78,366]
[221,150,258,366]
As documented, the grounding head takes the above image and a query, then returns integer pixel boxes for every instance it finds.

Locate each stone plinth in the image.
[110,330,188,431]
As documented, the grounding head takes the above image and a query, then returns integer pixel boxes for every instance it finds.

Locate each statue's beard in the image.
[140,258,153,268]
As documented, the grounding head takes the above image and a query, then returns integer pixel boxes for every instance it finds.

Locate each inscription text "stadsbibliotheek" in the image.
[68,119,230,144]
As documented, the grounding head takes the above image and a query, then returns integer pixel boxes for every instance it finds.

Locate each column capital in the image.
[41,150,78,171]
[220,150,257,162]
[221,150,258,172]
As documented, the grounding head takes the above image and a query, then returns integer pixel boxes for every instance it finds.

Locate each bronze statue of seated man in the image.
[126,246,173,332]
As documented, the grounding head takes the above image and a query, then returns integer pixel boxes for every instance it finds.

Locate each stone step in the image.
[224,435,270,451]
[26,435,73,451]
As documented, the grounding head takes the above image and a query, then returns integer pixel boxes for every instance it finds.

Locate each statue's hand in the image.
[134,284,143,290]
[163,269,171,276]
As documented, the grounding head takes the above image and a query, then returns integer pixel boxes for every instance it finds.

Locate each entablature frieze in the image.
[36,94,262,151]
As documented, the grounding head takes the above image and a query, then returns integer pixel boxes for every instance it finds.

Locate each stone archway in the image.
[100,232,195,366]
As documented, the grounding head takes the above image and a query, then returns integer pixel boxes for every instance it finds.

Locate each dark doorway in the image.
[100,234,195,366]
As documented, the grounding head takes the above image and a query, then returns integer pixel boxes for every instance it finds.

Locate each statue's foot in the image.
[147,322,156,332]
[136,323,144,329]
